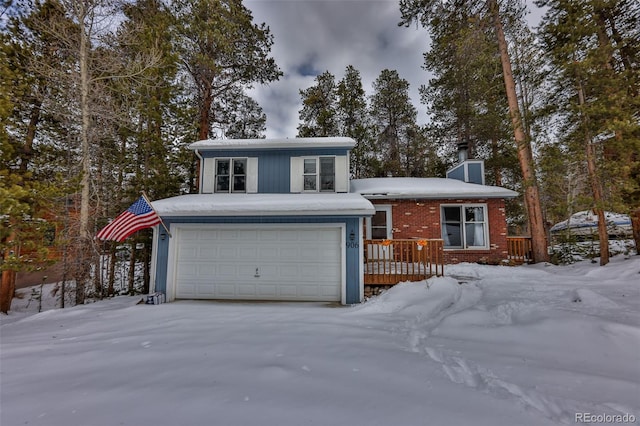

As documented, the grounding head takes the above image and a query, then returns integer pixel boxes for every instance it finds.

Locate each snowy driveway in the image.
[1,257,639,426]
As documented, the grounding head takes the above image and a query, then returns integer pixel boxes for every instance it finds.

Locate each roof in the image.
[550,210,632,232]
[189,137,356,151]
[350,177,518,199]
[152,193,375,217]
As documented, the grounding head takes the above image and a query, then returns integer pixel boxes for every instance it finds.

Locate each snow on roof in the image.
[152,193,375,217]
[550,210,632,232]
[189,137,356,151]
[350,177,518,199]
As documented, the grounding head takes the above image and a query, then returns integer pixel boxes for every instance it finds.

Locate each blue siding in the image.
[468,162,483,185]
[154,215,363,304]
[258,152,290,193]
[447,164,465,182]
[198,148,350,193]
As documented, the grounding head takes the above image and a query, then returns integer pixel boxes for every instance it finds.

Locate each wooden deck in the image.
[364,239,444,285]
[506,236,533,264]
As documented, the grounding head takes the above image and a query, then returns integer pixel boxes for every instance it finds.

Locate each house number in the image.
[346,242,359,249]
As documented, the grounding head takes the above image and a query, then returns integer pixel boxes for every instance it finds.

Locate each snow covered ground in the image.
[1,256,639,426]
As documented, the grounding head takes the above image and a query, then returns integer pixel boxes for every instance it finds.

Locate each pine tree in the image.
[0,1,72,312]
[369,69,421,177]
[212,86,267,139]
[401,0,550,262]
[537,0,640,262]
[336,66,376,178]
[297,71,339,137]
[173,0,281,141]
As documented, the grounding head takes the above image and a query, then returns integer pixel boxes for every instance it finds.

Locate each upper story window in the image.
[441,204,488,249]
[215,158,247,193]
[303,157,335,192]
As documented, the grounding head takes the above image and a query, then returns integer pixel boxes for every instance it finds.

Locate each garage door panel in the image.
[178,246,198,259]
[279,264,300,278]
[174,226,342,301]
[278,285,298,297]
[196,285,216,296]
[238,247,258,258]
[257,284,277,296]
[237,284,257,296]
[258,230,279,241]
[217,264,237,278]
[218,246,239,259]
[257,247,280,260]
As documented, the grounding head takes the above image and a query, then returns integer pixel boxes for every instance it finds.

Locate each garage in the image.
[168,224,343,302]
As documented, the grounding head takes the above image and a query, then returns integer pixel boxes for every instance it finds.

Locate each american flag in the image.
[96,196,161,242]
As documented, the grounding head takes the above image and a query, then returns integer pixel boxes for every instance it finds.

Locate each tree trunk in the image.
[199,83,213,140]
[1,233,17,313]
[491,136,502,186]
[576,80,609,265]
[488,0,549,263]
[127,244,136,294]
[107,244,117,296]
[632,208,640,255]
[77,1,94,303]
[586,144,609,265]
[21,95,43,173]
[0,269,16,314]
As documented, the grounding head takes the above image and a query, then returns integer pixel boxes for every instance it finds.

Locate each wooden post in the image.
[0,233,17,314]
[632,208,640,255]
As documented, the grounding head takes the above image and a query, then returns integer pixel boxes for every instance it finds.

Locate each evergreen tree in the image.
[369,69,421,177]
[297,71,339,137]
[537,0,640,262]
[336,65,375,178]
[173,0,281,141]
[212,85,267,139]
[401,0,550,262]
[0,0,73,312]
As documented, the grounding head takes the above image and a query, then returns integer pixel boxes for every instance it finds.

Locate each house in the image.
[150,137,519,304]
[350,176,518,265]
[150,137,375,304]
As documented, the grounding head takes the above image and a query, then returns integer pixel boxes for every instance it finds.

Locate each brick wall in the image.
[369,198,510,264]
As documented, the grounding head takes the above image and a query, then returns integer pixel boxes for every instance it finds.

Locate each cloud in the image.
[245,0,431,138]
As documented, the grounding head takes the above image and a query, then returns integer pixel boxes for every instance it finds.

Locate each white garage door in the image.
[172,225,343,302]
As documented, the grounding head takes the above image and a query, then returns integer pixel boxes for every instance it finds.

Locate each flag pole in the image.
[141,191,172,238]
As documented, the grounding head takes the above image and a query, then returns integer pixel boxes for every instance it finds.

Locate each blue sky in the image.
[244,0,545,139]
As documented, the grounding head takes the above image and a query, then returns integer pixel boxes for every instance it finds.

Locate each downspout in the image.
[194,149,204,194]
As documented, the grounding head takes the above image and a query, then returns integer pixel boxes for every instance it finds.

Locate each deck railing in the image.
[506,236,533,264]
[364,239,444,285]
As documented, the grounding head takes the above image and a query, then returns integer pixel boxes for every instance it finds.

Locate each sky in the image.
[243,0,546,139]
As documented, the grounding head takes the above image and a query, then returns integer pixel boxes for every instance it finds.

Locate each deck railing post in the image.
[364,239,445,286]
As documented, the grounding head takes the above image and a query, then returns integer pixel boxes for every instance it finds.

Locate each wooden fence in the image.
[364,239,444,285]
[506,236,533,264]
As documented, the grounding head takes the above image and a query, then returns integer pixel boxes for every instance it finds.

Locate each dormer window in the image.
[215,158,247,193]
[303,157,335,192]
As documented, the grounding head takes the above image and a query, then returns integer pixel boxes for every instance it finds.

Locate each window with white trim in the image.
[215,158,247,193]
[441,204,488,249]
[303,157,335,192]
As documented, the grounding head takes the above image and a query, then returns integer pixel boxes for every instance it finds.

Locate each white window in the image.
[366,206,392,240]
[441,204,488,249]
[302,157,335,192]
[215,158,247,193]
